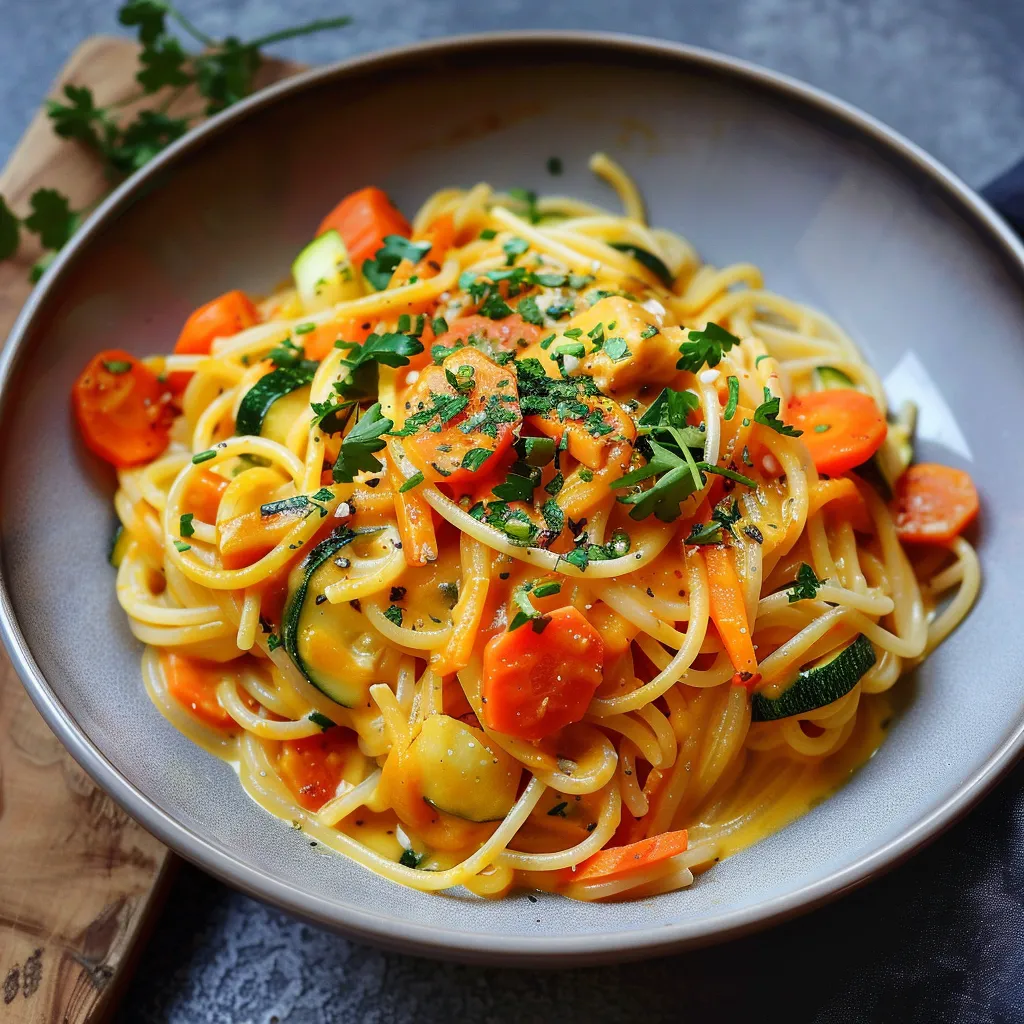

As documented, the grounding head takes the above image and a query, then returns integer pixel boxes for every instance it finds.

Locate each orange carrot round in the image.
[435,313,543,359]
[401,346,521,484]
[892,463,979,543]
[316,186,412,267]
[277,730,357,811]
[787,389,886,475]
[72,350,174,467]
[174,289,261,356]
[481,606,604,741]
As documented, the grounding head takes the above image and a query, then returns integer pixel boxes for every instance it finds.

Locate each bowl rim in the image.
[1,29,1022,965]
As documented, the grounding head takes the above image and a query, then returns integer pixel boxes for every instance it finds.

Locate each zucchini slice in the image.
[412,714,521,822]
[235,365,316,436]
[109,523,130,568]
[281,528,392,707]
[292,229,362,313]
[813,365,855,390]
[608,242,674,288]
[751,634,876,722]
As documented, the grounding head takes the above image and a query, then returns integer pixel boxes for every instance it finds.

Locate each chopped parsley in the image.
[307,710,336,731]
[787,562,824,602]
[753,387,802,437]
[179,512,195,538]
[102,358,132,374]
[492,462,540,502]
[310,398,354,434]
[191,449,216,464]
[478,291,513,320]
[541,498,564,534]
[516,295,544,326]
[724,376,740,420]
[608,242,674,287]
[384,604,404,626]
[514,435,555,466]
[547,801,569,817]
[432,316,448,336]
[333,331,423,398]
[332,403,392,482]
[399,848,425,868]
[294,322,315,335]
[509,581,555,632]
[502,236,529,264]
[461,448,496,473]
[676,322,741,374]
[362,234,432,291]
[398,471,425,493]
[603,337,630,361]
[445,363,476,394]
[479,228,497,241]
[173,540,191,552]
[639,324,659,340]
[508,187,540,224]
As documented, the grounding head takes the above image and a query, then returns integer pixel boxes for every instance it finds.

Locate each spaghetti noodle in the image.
[72,155,981,901]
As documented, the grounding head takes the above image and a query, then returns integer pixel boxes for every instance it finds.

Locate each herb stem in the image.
[247,15,353,49]
[166,4,217,47]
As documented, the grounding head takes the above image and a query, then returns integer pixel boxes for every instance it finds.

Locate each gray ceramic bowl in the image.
[1,32,1022,965]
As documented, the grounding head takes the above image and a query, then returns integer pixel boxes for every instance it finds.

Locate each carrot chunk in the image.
[162,652,234,728]
[316,186,412,268]
[569,830,689,884]
[892,463,979,543]
[787,389,887,475]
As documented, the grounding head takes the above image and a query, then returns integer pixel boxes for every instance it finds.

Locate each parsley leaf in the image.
[492,462,540,502]
[676,322,741,373]
[310,399,354,435]
[179,512,195,538]
[23,189,79,251]
[724,376,740,420]
[508,187,540,224]
[334,331,424,398]
[461,448,496,473]
[106,110,188,173]
[638,387,702,433]
[753,387,802,437]
[787,562,824,602]
[502,236,529,264]
[0,196,19,260]
[509,583,551,633]
[444,363,476,394]
[603,337,630,361]
[384,604,404,626]
[332,403,393,483]
[136,35,192,93]
[45,84,114,150]
[685,520,723,545]
[362,234,432,291]
[517,295,544,326]
[478,291,513,320]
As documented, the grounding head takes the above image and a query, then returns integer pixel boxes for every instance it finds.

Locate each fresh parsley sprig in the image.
[333,332,423,398]
[676,322,741,374]
[332,403,392,483]
[787,562,824,602]
[753,387,803,437]
[0,2,351,279]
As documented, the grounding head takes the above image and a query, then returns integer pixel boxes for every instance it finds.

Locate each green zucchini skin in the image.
[235,364,317,436]
[751,634,876,722]
[609,242,674,288]
[281,528,356,705]
[813,365,855,390]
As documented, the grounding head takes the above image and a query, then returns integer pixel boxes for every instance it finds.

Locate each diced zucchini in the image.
[608,242,674,287]
[235,366,316,436]
[412,714,521,822]
[292,230,362,313]
[109,524,130,568]
[259,385,311,445]
[282,529,393,707]
[813,365,855,390]
[751,634,876,722]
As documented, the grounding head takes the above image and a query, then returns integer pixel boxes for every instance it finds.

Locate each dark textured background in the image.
[2,2,1022,1021]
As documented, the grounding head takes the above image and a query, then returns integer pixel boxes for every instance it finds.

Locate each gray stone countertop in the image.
[2,2,1024,1022]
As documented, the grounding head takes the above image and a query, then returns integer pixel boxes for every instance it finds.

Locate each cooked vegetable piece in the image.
[278,729,357,811]
[292,229,363,312]
[400,346,521,483]
[218,506,307,569]
[751,634,876,721]
[437,313,543,359]
[301,318,373,362]
[162,652,234,728]
[72,349,173,466]
[109,524,130,568]
[704,544,758,682]
[316,186,412,267]
[786,389,887,475]
[387,452,437,566]
[411,714,521,822]
[390,213,456,287]
[235,365,317,436]
[174,289,261,356]
[807,476,871,532]
[568,829,689,884]
[282,529,395,707]
[892,463,979,543]
[481,605,604,741]
[184,468,230,524]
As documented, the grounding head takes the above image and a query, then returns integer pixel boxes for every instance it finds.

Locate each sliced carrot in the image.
[786,389,887,475]
[386,451,437,567]
[527,394,636,470]
[481,605,604,741]
[401,346,521,484]
[218,507,307,569]
[316,186,412,268]
[567,829,689,884]
[169,289,261,391]
[390,213,456,287]
[183,468,229,524]
[892,463,979,544]
[162,652,234,728]
[435,313,543,359]
[703,544,759,685]
[808,476,872,533]
[301,317,374,362]
[278,729,357,811]
[72,350,174,467]
[431,571,489,677]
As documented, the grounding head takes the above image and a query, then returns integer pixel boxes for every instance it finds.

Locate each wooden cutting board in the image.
[0,36,300,1023]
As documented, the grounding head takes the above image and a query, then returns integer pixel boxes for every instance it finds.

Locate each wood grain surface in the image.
[0,36,299,1023]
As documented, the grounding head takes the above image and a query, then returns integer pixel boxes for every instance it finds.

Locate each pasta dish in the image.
[71,155,980,901]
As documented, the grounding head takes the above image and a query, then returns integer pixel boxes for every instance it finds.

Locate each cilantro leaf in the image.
[362,234,431,291]
[754,387,803,437]
[136,35,192,93]
[332,403,393,482]
[0,197,19,261]
[118,0,168,44]
[310,399,354,434]
[23,189,79,251]
[787,562,824,602]
[106,110,188,173]
[334,331,424,398]
[676,322,741,373]
[612,433,705,522]
[517,295,544,326]
[45,84,113,150]
[638,387,702,433]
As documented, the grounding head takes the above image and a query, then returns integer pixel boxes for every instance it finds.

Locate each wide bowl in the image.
[1,32,1023,965]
